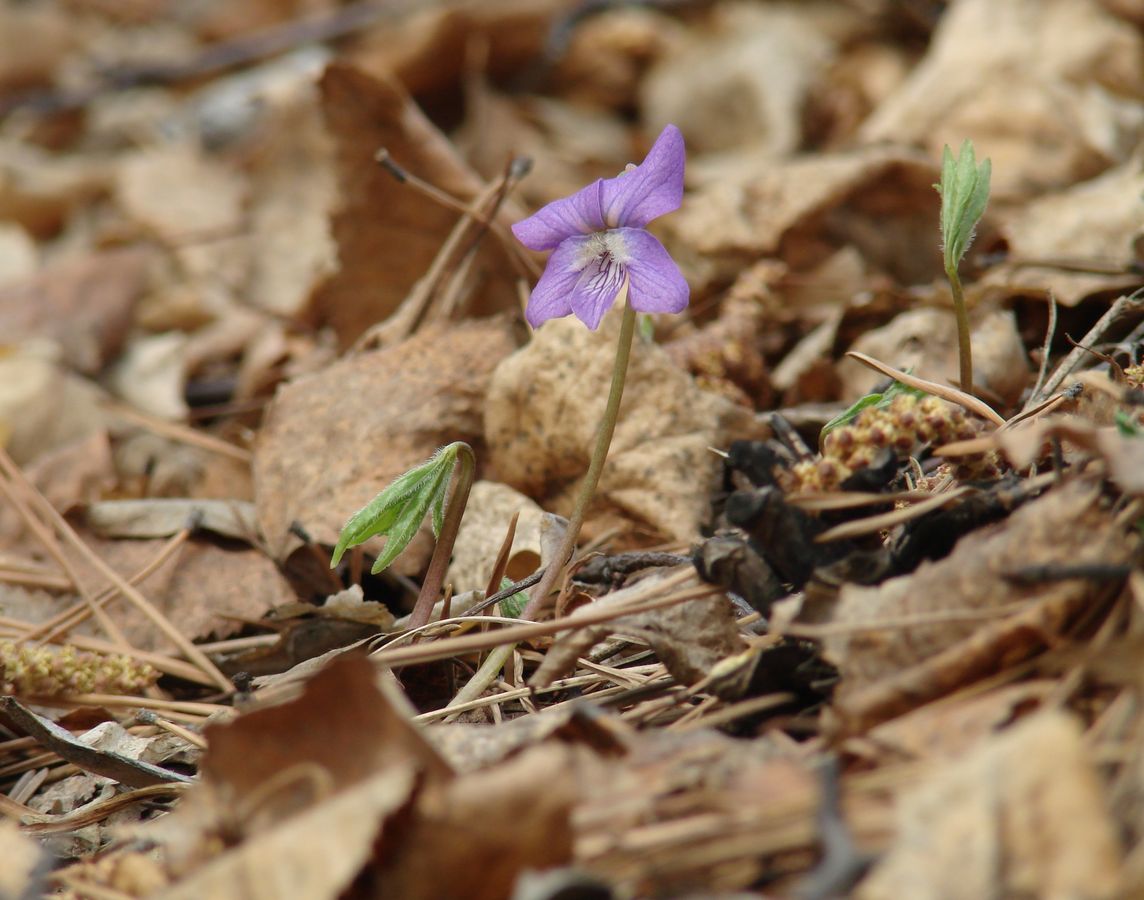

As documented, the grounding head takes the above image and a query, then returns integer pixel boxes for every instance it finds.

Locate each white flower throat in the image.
[575,231,631,298]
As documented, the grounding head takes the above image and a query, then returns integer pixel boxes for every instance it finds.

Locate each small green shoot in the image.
[821,377,927,447]
[497,577,529,618]
[1115,410,1140,438]
[934,139,991,395]
[331,443,459,575]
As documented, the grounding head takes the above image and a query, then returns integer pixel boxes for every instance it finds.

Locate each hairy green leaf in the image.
[935,139,991,275]
[329,445,458,570]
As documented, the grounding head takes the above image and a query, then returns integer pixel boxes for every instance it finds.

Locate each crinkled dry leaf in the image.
[245,77,337,317]
[980,159,1144,306]
[0,430,114,540]
[863,681,1057,762]
[859,0,1144,197]
[965,415,1144,495]
[154,654,450,875]
[254,318,516,564]
[486,314,765,544]
[641,3,842,156]
[373,743,577,900]
[162,766,418,900]
[67,531,292,650]
[115,144,246,243]
[858,713,1121,900]
[798,479,1137,700]
[0,343,105,465]
[311,63,518,347]
[0,249,148,374]
[668,145,942,290]
[348,0,563,96]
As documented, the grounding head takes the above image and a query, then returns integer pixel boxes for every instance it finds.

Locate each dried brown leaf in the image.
[0,344,106,465]
[668,145,942,291]
[486,315,765,545]
[254,317,516,564]
[70,531,292,650]
[0,249,148,374]
[641,3,843,156]
[795,480,1137,704]
[859,0,1144,197]
[979,159,1144,306]
[311,62,518,348]
[858,713,1121,900]
[116,145,246,243]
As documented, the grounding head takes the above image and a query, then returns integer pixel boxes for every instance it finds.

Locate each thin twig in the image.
[846,351,1004,427]
[1029,292,1059,403]
[0,449,232,692]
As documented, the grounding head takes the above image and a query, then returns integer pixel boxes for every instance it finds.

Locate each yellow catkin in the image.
[784,394,997,493]
[0,641,158,698]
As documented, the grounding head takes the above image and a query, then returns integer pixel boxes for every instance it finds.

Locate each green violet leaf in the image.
[935,139,991,276]
[329,445,457,571]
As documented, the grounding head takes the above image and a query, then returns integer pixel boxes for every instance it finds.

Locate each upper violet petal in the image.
[599,125,685,229]
[511,180,607,251]
[524,236,589,328]
[618,229,690,316]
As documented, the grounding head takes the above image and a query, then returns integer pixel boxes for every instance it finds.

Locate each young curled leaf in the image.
[330,444,460,572]
[935,139,992,276]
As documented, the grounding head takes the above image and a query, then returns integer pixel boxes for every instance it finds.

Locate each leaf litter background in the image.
[0,0,1142,897]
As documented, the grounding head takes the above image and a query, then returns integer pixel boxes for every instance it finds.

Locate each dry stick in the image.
[375,151,541,278]
[373,572,713,670]
[1028,292,1059,403]
[26,526,193,644]
[0,476,130,651]
[102,400,252,463]
[1026,288,1144,409]
[845,351,1005,427]
[0,450,232,693]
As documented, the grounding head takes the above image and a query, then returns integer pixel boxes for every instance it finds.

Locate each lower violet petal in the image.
[618,228,690,316]
[569,252,628,330]
[524,237,588,328]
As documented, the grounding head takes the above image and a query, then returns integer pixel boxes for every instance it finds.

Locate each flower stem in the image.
[447,300,638,711]
[948,265,973,395]
[407,442,475,630]
[521,298,638,619]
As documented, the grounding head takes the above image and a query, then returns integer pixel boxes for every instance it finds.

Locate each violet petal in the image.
[511,180,606,251]
[619,228,690,316]
[568,250,629,330]
[524,236,589,327]
[599,125,685,229]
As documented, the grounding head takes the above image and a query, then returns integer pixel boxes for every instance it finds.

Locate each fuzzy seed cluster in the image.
[1,641,159,698]
[785,394,983,493]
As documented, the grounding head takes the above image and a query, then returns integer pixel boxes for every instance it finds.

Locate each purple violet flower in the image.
[512,124,690,331]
